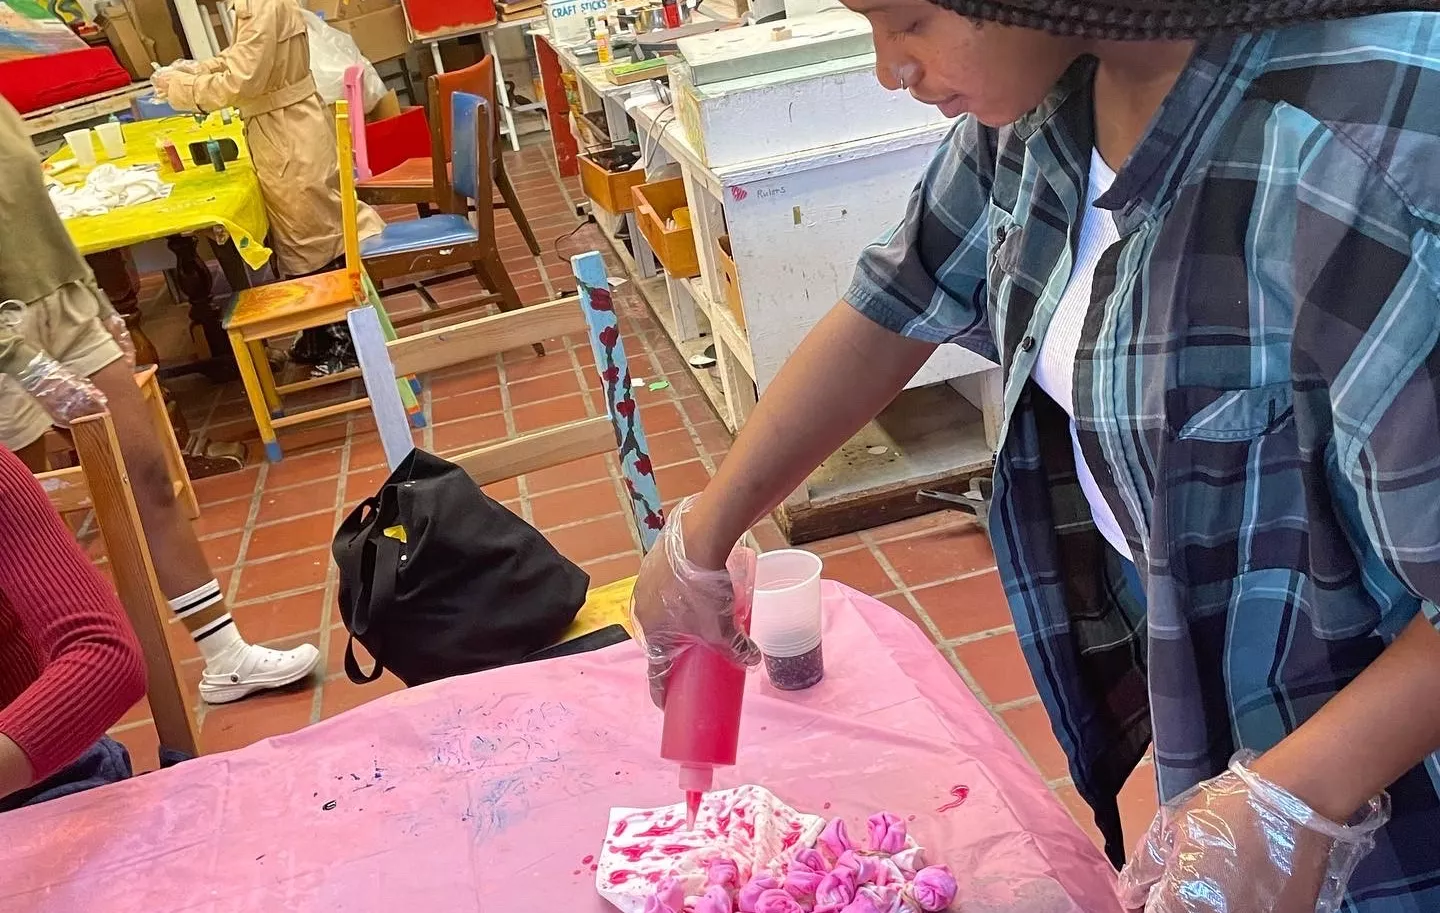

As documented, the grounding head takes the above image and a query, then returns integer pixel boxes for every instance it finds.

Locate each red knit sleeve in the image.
[0,448,146,782]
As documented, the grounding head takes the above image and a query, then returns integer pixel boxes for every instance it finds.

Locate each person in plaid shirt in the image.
[631,2,1440,910]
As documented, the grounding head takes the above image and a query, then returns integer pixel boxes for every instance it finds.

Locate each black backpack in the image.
[331,448,588,686]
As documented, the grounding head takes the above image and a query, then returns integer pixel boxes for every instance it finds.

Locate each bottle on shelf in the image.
[595,16,613,64]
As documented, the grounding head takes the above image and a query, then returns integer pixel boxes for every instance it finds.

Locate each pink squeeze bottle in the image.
[660,567,753,830]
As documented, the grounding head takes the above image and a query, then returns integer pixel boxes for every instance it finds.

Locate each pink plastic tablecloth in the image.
[2,584,1121,912]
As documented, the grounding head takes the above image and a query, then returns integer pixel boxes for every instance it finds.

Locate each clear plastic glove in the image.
[0,329,107,426]
[99,309,137,368]
[168,58,204,74]
[150,68,176,100]
[1118,750,1390,913]
[630,495,761,707]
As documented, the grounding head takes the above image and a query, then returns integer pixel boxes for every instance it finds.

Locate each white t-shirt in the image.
[1030,148,1134,561]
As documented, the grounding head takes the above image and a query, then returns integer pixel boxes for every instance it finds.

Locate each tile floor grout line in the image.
[308,422,357,724]
[869,563,1001,596]
[940,625,1020,648]
[494,347,534,525]
[990,694,1043,713]
[867,548,948,644]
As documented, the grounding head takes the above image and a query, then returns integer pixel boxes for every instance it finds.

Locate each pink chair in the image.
[343,65,372,181]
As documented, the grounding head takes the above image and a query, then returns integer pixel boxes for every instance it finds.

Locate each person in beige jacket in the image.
[154,0,385,372]
[154,0,383,277]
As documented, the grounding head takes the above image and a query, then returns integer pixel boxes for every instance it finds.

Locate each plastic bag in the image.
[0,314,108,427]
[303,8,385,112]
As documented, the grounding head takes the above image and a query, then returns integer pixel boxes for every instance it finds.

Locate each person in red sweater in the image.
[0,445,146,808]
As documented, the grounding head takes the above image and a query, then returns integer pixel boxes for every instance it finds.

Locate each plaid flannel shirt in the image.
[847,14,1440,908]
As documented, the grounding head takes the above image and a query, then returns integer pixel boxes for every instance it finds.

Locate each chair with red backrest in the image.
[354,56,541,257]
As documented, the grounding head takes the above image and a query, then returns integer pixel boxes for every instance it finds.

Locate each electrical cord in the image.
[641,104,677,173]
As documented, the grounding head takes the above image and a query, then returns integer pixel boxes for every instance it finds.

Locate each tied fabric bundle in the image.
[597,787,957,913]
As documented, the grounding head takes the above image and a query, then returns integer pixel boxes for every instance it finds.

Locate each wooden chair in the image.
[355,56,542,257]
[347,249,665,638]
[224,101,423,462]
[344,91,534,338]
[36,385,201,759]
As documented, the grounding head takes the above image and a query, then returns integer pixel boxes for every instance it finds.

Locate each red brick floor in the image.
[100,139,1157,853]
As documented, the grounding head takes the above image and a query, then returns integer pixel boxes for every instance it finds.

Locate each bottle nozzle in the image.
[679,763,713,830]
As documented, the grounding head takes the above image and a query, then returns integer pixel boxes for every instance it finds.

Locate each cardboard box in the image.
[96,2,152,79]
[331,5,409,63]
[306,0,343,19]
[367,88,401,121]
[129,0,183,64]
[342,0,402,18]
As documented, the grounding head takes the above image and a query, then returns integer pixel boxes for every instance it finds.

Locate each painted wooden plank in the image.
[571,250,665,553]
[450,417,613,486]
[386,297,585,376]
[348,305,417,472]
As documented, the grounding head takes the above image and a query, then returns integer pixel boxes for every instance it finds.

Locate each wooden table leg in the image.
[86,249,160,368]
[167,234,231,367]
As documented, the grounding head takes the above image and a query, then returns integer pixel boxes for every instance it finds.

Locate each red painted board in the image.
[401,0,496,41]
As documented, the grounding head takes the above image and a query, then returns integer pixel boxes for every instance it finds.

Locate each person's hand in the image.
[630,495,761,707]
[99,310,137,368]
[1118,750,1390,913]
[168,58,203,74]
[14,352,108,426]
[150,68,176,100]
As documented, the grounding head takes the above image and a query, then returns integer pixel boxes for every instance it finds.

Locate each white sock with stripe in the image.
[168,580,244,666]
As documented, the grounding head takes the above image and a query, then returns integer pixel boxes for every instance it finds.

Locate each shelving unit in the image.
[541,31,1003,541]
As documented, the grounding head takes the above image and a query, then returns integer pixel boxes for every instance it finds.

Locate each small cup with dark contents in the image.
[750,550,825,691]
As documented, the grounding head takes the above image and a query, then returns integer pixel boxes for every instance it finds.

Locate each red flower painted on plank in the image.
[602,365,621,384]
[616,398,636,419]
[635,455,653,476]
[644,511,664,530]
[599,325,619,347]
[590,288,615,312]
[625,479,637,497]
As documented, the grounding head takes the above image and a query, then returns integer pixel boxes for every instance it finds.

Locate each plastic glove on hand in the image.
[630,495,761,708]
[0,330,107,426]
[1117,751,1390,913]
[150,69,176,100]
[100,310,137,368]
[168,58,204,74]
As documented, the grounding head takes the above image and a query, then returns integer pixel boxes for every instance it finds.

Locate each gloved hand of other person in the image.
[630,495,761,707]
[0,328,108,427]
[1118,750,1391,913]
[167,58,204,74]
[99,309,137,368]
[150,68,176,100]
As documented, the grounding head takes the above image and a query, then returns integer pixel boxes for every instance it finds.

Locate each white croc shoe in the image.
[199,643,321,704]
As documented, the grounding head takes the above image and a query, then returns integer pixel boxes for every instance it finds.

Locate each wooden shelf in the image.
[790,385,993,541]
[572,52,998,544]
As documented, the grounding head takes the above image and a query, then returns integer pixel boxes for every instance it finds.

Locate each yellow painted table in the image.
[46,114,271,266]
[45,114,273,375]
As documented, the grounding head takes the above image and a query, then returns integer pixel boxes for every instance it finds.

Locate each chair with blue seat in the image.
[223,101,424,462]
[344,90,532,338]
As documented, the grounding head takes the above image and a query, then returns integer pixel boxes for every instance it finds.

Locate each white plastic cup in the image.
[95,121,126,159]
[751,549,825,690]
[64,128,97,167]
